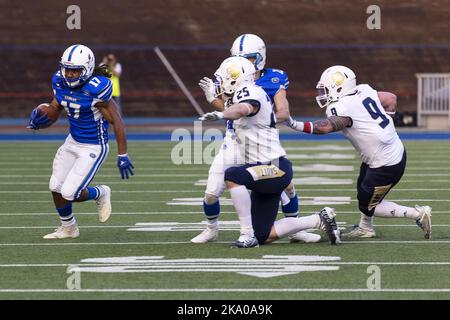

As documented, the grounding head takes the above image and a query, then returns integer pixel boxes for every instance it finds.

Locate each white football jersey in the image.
[231,83,286,163]
[326,84,404,168]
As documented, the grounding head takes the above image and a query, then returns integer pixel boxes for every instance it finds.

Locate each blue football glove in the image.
[117,154,134,179]
[27,108,52,130]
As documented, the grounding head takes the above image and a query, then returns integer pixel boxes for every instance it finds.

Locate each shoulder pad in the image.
[83,76,112,96]
[52,71,66,89]
[261,68,289,89]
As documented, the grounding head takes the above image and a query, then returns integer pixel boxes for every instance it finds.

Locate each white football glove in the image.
[198,111,224,121]
[198,77,218,103]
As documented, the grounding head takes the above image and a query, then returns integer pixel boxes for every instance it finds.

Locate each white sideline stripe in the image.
[1,240,450,246]
[0,288,450,293]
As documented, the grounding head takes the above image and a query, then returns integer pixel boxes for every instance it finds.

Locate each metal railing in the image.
[416,73,450,127]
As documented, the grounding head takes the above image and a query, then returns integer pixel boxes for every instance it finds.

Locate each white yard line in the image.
[2,180,449,185]
[2,188,450,193]
[0,288,449,293]
[0,199,448,203]
[1,240,450,246]
[2,261,450,268]
[1,224,450,230]
[0,182,201,185]
[3,173,450,178]
[1,210,448,216]
[0,212,217,216]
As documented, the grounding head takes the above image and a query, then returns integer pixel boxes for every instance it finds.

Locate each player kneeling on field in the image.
[27,44,134,239]
[199,57,341,247]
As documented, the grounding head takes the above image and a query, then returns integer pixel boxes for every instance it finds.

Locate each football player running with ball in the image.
[27,44,134,239]
[193,34,319,244]
[287,65,432,239]
[199,57,340,248]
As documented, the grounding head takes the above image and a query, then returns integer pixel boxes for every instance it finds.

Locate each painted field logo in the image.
[76,255,341,278]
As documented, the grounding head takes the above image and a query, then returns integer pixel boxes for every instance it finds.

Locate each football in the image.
[35,103,60,128]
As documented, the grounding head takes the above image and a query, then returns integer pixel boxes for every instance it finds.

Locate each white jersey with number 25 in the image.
[232,83,286,164]
[326,84,404,168]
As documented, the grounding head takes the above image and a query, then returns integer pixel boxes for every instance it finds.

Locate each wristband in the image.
[303,121,313,134]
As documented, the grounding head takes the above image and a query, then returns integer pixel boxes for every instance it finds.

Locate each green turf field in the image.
[0,140,449,300]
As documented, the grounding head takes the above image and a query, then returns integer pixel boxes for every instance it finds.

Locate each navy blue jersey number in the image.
[236,87,250,100]
[330,107,338,116]
[362,97,389,128]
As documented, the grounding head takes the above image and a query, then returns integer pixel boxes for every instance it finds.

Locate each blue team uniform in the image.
[256,68,289,103]
[52,71,112,145]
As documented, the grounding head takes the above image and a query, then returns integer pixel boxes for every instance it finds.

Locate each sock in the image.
[359,213,374,229]
[273,215,321,238]
[229,186,254,236]
[280,192,290,206]
[86,186,103,201]
[374,200,420,220]
[282,192,299,218]
[57,203,76,227]
[203,200,220,228]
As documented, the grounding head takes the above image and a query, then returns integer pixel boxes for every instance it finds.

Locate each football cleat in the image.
[318,207,341,245]
[415,205,432,239]
[289,231,321,243]
[190,227,219,243]
[233,234,259,248]
[43,224,79,239]
[96,185,111,223]
[342,224,376,238]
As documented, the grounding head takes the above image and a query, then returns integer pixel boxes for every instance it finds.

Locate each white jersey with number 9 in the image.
[326,84,404,168]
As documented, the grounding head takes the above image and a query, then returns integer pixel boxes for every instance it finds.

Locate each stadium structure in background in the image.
[0,0,449,128]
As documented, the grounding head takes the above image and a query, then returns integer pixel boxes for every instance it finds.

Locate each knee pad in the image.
[204,193,219,205]
[49,175,62,193]
[205,173,226,199]
[60,183,76,201]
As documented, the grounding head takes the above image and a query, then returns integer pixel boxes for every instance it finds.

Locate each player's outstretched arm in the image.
[378,91,397,116]
[273,89,290,123]
[199,103,258,121]
[288,115,352,134]
[97,99,134,179]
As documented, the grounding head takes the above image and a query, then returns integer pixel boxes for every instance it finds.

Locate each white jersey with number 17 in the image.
[325,84,404,168]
